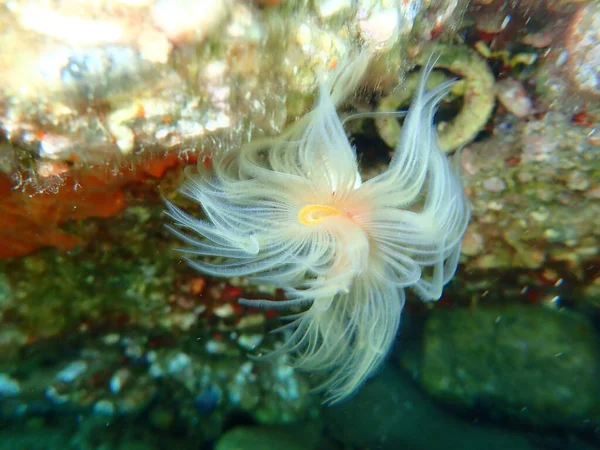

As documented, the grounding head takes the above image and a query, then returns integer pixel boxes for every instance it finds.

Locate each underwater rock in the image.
[413,306,600,431]
[496,78,533,118]
[565,3,600,99]
[0,0,462,189]
[0,374,20,397]
[456,107,599,309]
[324,365,536,450]
[215,422,325,450]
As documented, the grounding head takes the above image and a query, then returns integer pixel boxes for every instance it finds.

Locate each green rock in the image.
[417,306,600,430]
[215,422,323,450]
[324,365,537,450]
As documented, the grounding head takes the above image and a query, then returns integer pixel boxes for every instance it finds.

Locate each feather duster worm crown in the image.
[166,51,470,404]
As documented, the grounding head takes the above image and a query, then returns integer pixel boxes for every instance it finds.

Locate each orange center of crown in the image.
[297,204,344,226]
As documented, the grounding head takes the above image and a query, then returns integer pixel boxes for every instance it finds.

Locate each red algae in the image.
[0,154,193,258]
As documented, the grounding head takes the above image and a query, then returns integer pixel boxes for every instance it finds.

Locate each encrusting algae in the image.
[166,48,470,404]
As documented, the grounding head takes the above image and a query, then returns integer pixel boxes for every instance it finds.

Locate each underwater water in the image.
[1,1,599,450]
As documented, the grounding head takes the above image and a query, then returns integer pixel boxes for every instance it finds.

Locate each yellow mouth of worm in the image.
[298,204,344,226]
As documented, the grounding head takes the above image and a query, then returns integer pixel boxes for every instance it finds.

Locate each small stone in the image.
[205,339,227,355]
[522,28,556,48]
[56,361,88,383]
[587,131,600,147]
[167,352,192,374]
[295,23,312,47]
[482,177,507,193]
[214,303,236,318]
[359,9,400,48]
[237,314,266,329]
[238,334,264,350]
[476,9,511,35]
[93,399,116,416]
[544,228,563,242]
[188,277,206,295]
[149,363,164,378]
[109,368,131,394]
[102,333,120,345]
[0,373,20,397]
[146,350,158,363]
[496,78,533,118]
[235,361,255,383]
[460,227,485,257]
[45,386,68,405]
[152,0,230,44]
[125,343,144,360]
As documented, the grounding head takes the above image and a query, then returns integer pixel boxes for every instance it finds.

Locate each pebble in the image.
[238,334,264,350]
[93,399,116,416]
[522,28,555,48]
[461,228,485,257]
[274,365,299,400]
[109,368,131,394]
[205,339,228,355]
[188,277,206,295]
[483,177,507,193]
[476,9,511,34]
[55,360,88,383]
[125,343,144,360]
[295,23,312,48]
[214,303,236,318]
[145,350,158,363]
[359,8,400,48]
[235,362,255,383]
[45,386,68,405]
[148,363,164,378]
[0,373,20,397]
[237,314,266,329]
[587,131,600,147]
[167,352,192,374]
[102,333,120,345]
[496,78,533,118]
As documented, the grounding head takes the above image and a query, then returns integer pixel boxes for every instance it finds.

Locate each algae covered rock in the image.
[324,365,535,450]
[215,422,324,450]
[417,306,600,431]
